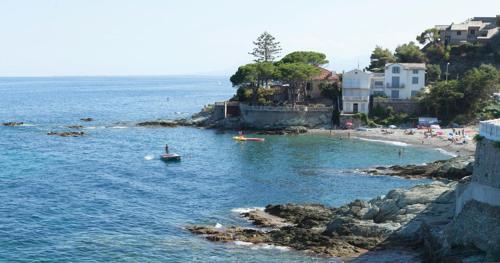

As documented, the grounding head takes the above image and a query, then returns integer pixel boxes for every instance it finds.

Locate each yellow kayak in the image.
[233,136,265,142]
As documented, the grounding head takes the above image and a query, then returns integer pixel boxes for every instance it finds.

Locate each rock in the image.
[137,120,179,127]
[80,118,93,122]
[284,126,308,134]
[67,125,84,129]
[188,182,459,259]
[444,200,500,261]
[363,156,474,180]
[265,204,334,228]
[2,122,24,126]
[47,131,85,137]
[243,210,291,228]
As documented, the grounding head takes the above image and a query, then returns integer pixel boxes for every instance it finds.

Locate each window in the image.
[457,31,461,36]
[412,69,419,74]
[392,66,400,74]
[391,90,399,99]
[470,29,475,35]
[374,81,383,86]
[392,76,400,88]
[411,91,419,97]
[412,77,419,84]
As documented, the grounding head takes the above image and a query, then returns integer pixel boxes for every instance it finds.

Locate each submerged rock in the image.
[47,131,85,137]
[364,156,474,180]
[2,122,24,126]
[80,118,93,122]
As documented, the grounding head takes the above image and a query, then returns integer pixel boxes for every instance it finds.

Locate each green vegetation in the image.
[280,51,329,66]
[369,105,411,126]
[231,32,327,106]
[366,46,396,73]
[276,63,319,106]
[425,64,442,83]
[420,65,500,124]
[249,31,282,62]
[473,134,484,142]
[395,41,427,63]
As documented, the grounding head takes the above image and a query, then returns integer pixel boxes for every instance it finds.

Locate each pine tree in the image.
[249,32,282,62]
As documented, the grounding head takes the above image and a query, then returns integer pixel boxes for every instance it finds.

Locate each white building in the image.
[370,73,385,96]
[342,69,371,114]
[383,63,426,99]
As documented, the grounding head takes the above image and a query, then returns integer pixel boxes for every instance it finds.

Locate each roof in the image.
[385,63,426,70]
[312,66,339,81]
[435,25,449,30]
[450,23,469,30]
[344,69,371,76]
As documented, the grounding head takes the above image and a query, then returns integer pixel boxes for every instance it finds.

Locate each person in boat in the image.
[165,144,169,154]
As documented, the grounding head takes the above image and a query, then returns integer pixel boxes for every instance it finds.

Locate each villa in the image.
[383,63,426,99]
[305,66,339,100]
[341,63,426,114]
[342,69,371,114]
[435,17,499,45]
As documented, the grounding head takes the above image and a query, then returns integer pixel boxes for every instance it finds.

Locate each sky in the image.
[0,0,498,77]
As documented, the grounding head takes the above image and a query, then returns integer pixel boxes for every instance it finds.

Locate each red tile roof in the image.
[312,66,339,81]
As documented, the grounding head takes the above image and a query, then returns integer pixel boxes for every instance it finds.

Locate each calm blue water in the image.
[0,76,448,262]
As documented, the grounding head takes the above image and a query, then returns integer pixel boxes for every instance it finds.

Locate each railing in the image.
[479,119,500,141]
[342,96,370,101]
[386,83,405,89]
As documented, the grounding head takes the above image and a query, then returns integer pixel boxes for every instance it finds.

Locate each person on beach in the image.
[165,144,169,154]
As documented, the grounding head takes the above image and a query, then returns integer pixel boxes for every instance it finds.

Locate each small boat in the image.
[160,153,181,162]
[232,136,265,142]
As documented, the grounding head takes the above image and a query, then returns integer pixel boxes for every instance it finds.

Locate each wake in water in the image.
[231,207,265,214]
[144,154,155,160]
[436,148,458,157]
[356,137,409,147]
[233,241,290,251]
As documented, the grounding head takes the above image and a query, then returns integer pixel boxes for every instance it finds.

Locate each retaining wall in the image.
[239,104,333,129]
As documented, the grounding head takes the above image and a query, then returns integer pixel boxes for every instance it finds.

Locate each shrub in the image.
[473,134,484,142]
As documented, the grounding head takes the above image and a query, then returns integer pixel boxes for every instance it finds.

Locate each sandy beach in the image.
[309,126,478,157]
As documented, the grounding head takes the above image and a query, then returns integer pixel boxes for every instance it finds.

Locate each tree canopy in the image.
[366,46,396,72]
[421,64,500,123]
[280,51,329,66]
[416,28,440,45]
[249,32,282,62]
[276,63,320,106]
[395,42,427,63]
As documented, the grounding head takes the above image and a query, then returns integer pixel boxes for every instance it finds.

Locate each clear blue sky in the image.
[0,0,498,77]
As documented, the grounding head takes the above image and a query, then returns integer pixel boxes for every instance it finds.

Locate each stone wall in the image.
[446,118,500,261]
[372,97,421,115]
[239,104,333,129]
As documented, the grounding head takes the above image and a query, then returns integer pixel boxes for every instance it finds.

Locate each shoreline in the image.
[308,127,477,157]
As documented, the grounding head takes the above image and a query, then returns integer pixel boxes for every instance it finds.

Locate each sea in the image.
[0,76,450,262]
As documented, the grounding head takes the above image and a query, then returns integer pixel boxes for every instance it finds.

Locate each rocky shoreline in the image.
[187,181,458,260]
[362,155,474,180]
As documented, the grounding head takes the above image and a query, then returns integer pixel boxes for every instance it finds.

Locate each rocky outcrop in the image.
[47,131,85,137]
[364,155,474,180]
[67,125,84,129]
[187,182,457,258]
[2,122,24,126]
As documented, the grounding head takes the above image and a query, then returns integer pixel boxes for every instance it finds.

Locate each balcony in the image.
[343,95,370,101]
[386,83,405,89]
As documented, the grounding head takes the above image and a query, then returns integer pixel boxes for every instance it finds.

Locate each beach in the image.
[309,127,477,157]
